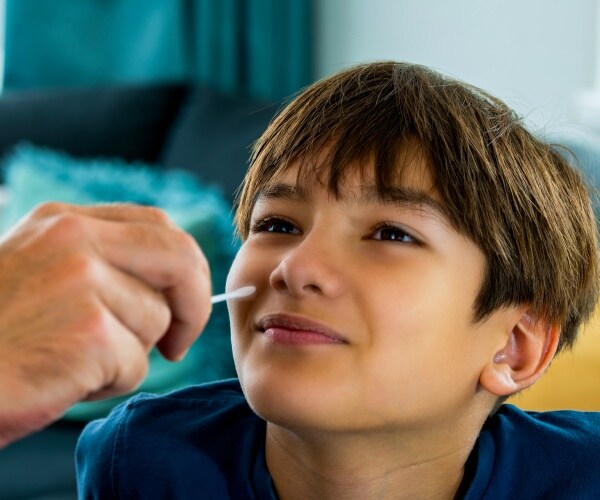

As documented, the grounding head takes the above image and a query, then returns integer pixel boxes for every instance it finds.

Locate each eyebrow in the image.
[256,183,308,201]
[256,183,449,220]
[361,186,447,218]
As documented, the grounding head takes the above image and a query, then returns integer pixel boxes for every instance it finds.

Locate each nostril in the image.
[271,278,288,292]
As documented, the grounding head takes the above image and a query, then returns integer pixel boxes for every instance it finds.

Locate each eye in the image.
[370,223,418,244]
[251,216,301,235]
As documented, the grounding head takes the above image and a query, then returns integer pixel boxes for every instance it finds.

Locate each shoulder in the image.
[464,405,600,499]
[81,378,254,442]
[76,379,272,499]
[490,404,600,449]
[121,377,250,417]
[120,378,259,443]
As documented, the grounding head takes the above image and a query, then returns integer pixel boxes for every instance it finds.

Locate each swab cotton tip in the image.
[210,285,256,304]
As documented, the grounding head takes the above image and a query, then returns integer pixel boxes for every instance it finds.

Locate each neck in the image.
[265,412,485,500]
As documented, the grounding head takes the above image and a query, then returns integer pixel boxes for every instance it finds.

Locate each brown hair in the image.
[235,61,599,353]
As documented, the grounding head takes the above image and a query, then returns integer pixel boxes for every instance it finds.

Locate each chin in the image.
[237,362,355,432]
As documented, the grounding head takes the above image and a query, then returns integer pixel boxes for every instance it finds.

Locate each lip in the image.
[256,313,348,345]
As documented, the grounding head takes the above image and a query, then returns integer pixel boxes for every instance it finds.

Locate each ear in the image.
[479,312,560,397]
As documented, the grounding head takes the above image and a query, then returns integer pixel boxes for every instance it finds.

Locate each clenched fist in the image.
[0,202,212,447]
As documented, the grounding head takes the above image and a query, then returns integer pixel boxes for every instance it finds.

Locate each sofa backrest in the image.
[160,85,279,202]
[0,83,279,204]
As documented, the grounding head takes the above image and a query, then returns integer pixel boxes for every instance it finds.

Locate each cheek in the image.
[227,238,288,292]
[226,243,272,357]
[361,259,477,365]
[226,245,258,329]
[226,245,250,292]
[226,242,272,292]
[226,248,254,377]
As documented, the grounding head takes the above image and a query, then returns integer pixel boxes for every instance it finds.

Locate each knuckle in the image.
[181,231,200,255]
[179,231,206,268]
[29,201,69,220]
[42,251,100,293]
[162,230,206,280]
[66,301,152,398]
[61,251,99,284]
[66,303,115,362]
[80,304,113,344]
[115,348,149,394]
[128,356,149,387]
[46,212,87,241]
[142,206,173,226]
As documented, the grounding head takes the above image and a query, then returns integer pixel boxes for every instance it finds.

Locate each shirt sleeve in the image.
[75,400,131,499]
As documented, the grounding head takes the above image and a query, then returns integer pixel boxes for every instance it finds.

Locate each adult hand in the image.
[0,202,212,447]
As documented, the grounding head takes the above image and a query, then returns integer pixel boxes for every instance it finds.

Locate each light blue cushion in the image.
[1,143,239,420]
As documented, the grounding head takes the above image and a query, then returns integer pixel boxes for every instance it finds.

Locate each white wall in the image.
[315,0,597,131]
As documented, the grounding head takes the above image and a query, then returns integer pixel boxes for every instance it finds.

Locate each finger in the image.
[20,208,212,361]
[1,203,178,254]
[27,201,177,227]
[156,281,212,361]
[88,216,210,291]
[87,218,213,360]
[83,307,151,401]
[95,260,172,352]
[15,204,204,293]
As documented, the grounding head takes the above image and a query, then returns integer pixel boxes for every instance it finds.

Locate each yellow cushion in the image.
[511,307,600,411]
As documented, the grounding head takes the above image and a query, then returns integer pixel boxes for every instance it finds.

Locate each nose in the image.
[269,233,347,299]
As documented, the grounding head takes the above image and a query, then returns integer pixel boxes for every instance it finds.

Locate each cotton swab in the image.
[210,285,256,304]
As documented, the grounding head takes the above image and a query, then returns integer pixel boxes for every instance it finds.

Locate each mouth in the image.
[256,314,348,345]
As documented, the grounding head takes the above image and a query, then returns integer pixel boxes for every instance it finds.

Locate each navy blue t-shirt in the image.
[76,379,600,499]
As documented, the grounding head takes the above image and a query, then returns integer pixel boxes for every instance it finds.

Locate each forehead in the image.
[254,146,450,225]
[261,139,439,201]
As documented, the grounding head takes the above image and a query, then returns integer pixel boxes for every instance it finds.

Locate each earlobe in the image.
[480,313,560,397]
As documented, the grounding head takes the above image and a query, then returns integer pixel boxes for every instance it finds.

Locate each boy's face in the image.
[227,152,514,433]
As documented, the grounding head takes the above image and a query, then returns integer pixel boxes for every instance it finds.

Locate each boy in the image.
[76,62,600,499]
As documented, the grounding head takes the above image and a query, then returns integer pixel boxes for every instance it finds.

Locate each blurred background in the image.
[0,1,599,498]
[1,0,599,128]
